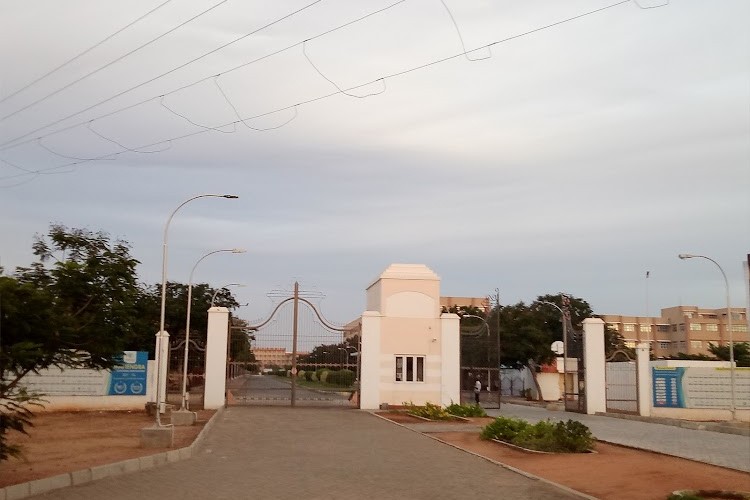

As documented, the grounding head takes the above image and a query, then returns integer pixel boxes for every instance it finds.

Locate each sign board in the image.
[107,351,148,395]
[653,366,750,408]
[21,351,149,397]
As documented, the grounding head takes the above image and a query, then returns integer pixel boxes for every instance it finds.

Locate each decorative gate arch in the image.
[226,282,359,408]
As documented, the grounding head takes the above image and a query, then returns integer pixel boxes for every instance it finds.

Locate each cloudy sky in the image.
[1,0,748,326]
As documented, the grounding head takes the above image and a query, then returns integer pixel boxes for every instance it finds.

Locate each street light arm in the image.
[210,283,244,308]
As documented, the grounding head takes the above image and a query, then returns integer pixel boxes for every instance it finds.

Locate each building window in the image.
[731,325,748,332]
[690,323,702,331]
[607,323,620,330]
[640,324,652,333]
[623,324,635,332]
[658,342,670,349]
[678,324,685,332]
[624,341,636,348]
[706,324,718,332]
[685,312,693,318]
[657,325,670,332]
[395,355,425,382]
[690,340,702,349]
[672,325,677,332]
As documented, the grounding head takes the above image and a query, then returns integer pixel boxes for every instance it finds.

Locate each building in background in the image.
[253,347,309,370]
[602,306,749,358]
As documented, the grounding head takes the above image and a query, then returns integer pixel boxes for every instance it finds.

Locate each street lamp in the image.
[459,313,498,407]
[210,283,245,308]
[678,253,735,419]
[154,193,238,426]
[540,301,568,406]
[180,249,245,410]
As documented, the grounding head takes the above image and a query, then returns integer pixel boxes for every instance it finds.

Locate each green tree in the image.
[708,342,750,367]
[1,225,142,459]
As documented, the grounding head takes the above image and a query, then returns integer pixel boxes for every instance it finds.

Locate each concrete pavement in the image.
[485,403,750,472]
[29,406,583,500]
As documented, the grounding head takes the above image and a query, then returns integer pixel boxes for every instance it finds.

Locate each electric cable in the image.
[213,77,299,131]
[159,95,237,133]
[302,40,388,98]
[0,0,324,147]
[439,0,492,61]
[0,0,174,105]
[1,0,231,122]
[0,0,660,185]
[0,0,401,152]
[86,120,173,153]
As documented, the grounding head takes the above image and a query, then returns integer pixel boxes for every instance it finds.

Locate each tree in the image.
[708,342,750,367]
[1,225,142,459]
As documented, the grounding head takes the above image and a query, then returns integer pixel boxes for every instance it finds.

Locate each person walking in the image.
[474,377,482,405]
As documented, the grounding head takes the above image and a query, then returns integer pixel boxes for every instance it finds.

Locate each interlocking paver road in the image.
[33,407,582,500]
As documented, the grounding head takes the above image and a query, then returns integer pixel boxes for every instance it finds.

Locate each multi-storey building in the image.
[601,306,749,358]
[253,347,309,369]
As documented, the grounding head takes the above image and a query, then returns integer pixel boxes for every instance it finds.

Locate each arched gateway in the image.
[202,264,461,410]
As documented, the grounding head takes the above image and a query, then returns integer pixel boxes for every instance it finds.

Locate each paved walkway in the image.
[485,404,750,472]
[32,407,582,500]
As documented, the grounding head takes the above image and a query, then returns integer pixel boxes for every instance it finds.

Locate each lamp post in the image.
[459,313,497,407]
[154,193,238,427]
[211,283,245,308]
[678,253,735,419]
[540,301,568,406]
[180,250,245,411]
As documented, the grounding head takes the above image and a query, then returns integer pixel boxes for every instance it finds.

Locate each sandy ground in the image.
[377,412,750,500]
[3,409,749,500]
[0,410,214,488]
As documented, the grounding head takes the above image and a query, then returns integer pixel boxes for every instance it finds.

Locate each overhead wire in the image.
[213,77,299,131]
[1,0,662,185]
[0,0,325,148]
[439,0,492,62]
[159,95,237,133]
[0,0,402,152]
[1,0,231,122]
[302,40,388,98]
[0,0,175,105]
[85,120,173,153]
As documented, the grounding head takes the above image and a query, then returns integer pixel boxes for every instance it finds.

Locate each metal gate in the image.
[605,350,638,414]
[562,296,586,413]
[227,282,359,408]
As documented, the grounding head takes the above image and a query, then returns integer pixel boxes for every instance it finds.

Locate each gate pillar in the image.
[360,311,382,410]
[636,342,652,416]
[204,306,230,409]
[582,318,606,414]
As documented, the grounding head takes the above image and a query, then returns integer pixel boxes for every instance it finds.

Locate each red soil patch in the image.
[0,410,214,488]
[431,431,750,500]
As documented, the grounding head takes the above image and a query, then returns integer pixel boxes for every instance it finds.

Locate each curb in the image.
[367,411,598,500]
[0,407,224,500]
[594,411,750,437]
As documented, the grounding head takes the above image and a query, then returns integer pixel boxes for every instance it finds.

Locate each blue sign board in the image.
[108,351,148,396]
[652,367,686,408]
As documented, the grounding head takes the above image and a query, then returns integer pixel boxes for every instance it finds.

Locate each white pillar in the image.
[636,342,652,417]
[359,311,382,410]
[153,330,170,413]
[440,313,460,406]
[204,307,230,409]
[582,318,606,415]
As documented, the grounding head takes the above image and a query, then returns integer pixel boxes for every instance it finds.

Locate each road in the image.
[228,374,352,407]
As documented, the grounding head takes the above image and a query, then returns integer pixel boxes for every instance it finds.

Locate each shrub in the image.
[480,416,529,441]
[445,402,487,417]
[405,402,453,420]
[480,416,594,453]
[314,368,327,382]
[326,369,355,387]
[305,370,313,381]
[319,369,330,383]
[297,370,305,380]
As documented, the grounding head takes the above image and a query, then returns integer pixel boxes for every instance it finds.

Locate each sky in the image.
[1,0,749,328]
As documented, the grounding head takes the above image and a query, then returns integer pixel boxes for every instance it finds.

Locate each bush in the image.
[480,417,594,453]
[325,369,355,387]
[480,416,529,441]
[405,402,453,420]
[305,370,313,381]
[297,370,305,380]
[314,368,327,382]
[319,369,330,383]
[445,402,487,417]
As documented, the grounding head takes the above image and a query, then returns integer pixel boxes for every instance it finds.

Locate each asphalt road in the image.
[228,374,352,407]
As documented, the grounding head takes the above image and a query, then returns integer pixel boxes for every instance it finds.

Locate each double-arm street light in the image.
[154,193,238,426]
[180,250,246,410]
[678,253,736,419]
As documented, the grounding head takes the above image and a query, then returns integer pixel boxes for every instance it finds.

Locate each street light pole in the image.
[180,250,245,410]
[154,193,238,426]
[210,283,245,308]
[540,300,567,406]
[459,313,495,407]
[678,253,735,419]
